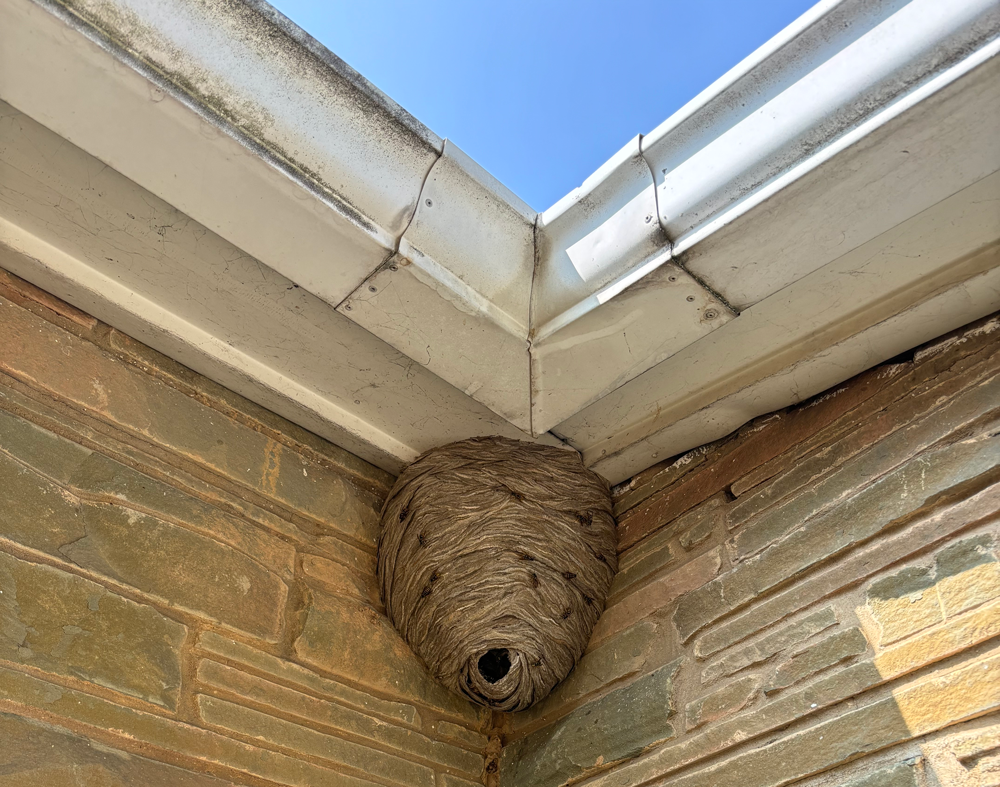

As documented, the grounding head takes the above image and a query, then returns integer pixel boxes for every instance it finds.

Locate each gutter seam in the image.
[335,138,445,310]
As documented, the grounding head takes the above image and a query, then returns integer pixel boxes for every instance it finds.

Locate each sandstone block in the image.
[197,695,436,787]
[293,595,486,727]
[0,712,241,787]
[0,551,186,708]
[197,661,482,775]
[764,627,869,694]
[686,675,760,730]
[500,662,680,787]
[198,632,418,725]
[701,607,838,682]
[514,618,671,733]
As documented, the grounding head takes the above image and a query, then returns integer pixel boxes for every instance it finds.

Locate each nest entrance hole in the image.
[478,649,511,683]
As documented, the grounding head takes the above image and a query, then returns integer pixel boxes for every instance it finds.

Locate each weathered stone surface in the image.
[867,567,944,645]
[0,441,288,640]
[500,662,680,787]
[105,325,395,499]
[0,712,241,787]
[0,267,98,330]
[592,549,722,649]
[694,484,1000,658]
[686,676,760,730]
[0,551,185,708]
[427,719,488,751]
[513,619,671,733]
[0,295,380,544]
[938,562,1000,619]
[616,360,907,550]
[867,534,1000,645]
[701,607,838,682]
[0,666,381,787]
[0,407,297,580]
[197,660,482,774]
[675,426,1000,642]
[293,594,486,727]
[730,318,1000,500]
[839,761,920,787]
[765,627,869,694]
[197,695,436,787]
[732,372,1000,558]
[679,512,718,550]
[590,649,1000,787]
[607,540,674,604]
[612,447,710,517]
[922,716,1000,785]
[611,494,726,598]
[301,553,379,607]
[436,774,482,787]
[198,632,418,725]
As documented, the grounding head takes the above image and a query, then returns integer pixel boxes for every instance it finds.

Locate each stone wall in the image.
[500,312,1000,787]
[0,267,489,787]
[3,262,998,787]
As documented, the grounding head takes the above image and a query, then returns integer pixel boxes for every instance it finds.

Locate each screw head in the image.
[344,303,352,311]
[389,264,398,271]
[368,285,377,293]
[704,308,719,319]
[645,214,652,223]
[668,275,677,282]
[425,198,433,207]
[686,295,696,303]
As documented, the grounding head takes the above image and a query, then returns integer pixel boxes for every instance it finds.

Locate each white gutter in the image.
[3,0,997,479]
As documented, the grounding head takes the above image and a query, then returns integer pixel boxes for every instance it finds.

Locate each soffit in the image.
[1,0,997,482]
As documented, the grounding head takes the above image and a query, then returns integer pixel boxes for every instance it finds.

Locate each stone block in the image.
[513,618,671,733]
[938,563,1000,618]
[500,662,680,787]
[0,296,380,544]
[436,775,482,787]
[686,676,760,730]
[732,372,1000,558]
[674,424,1000,642]
[701,607,838,682]
[197,660,482,775]
[300,553,379,607]
[0,440,288,640]
[596,649,1000,787]
[693,484,1000,658]
[592,548,721,649]
[0,712,241,787]
[615,360,907,551]
[728,348,999,525]
[197,695,436,787]
[613,448,709,517]
[0,666,381,787]
[764,627,869,694]
[293,594,486,727]
[839,761,920,787]
[0,407,297,580]
[198,632,419,725]
[867,567,944,645]
[0,551,186,708]
[426,719,488,751]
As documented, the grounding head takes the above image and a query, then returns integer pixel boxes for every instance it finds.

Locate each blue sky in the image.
[270,0,819,211]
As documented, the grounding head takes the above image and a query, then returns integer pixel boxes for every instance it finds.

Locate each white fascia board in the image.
[340,141,536,430]
[683,44,1000,309]
[559,170,1000,482]
[5,0,999,482]
[0,0,440,305]
[0,102,564,473]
